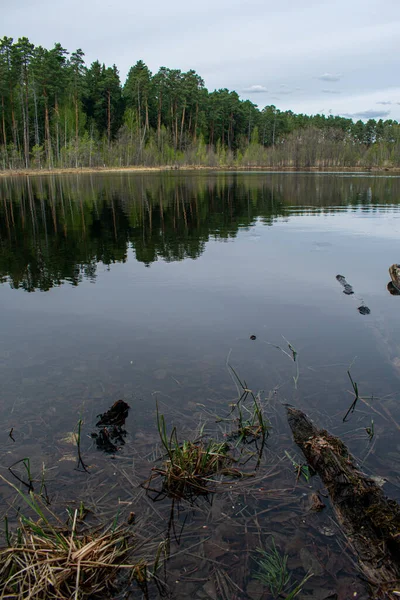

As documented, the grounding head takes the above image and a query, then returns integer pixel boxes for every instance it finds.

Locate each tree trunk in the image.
[20,86,29,168]
[145,100,149,130]
[1,95,8,163]
[180,103,186,150]
[107,89,111,146]
[157,91,162,146]
[10,88,17,148]
[54,98,60,165]
[194,102,199,142]
[44,96,52,168]
[33,85,40,147]
[75,95,79,168]
[75,95,79,142]
[23,71,30,168]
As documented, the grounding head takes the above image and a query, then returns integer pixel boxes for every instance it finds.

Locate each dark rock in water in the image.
[250,335,256,340]
[336,274,354,295]
[389,264,400,292]
[92,400,130,453]
[358,305,371,315]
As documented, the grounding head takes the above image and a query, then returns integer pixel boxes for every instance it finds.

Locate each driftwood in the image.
[389,264,400,293]
[287,406,400,597]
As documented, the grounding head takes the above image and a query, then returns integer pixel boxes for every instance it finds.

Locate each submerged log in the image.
[286,406,400,596]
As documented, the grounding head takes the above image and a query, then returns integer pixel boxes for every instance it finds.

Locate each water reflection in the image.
[1,172,400,292]
[2,172,400,599]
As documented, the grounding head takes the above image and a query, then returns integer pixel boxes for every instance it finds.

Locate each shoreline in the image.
[1,165,400,177]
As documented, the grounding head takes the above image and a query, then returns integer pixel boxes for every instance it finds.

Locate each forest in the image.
[1,36,400,171]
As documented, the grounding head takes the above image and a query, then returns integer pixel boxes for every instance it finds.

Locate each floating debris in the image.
[336,274,354,295]
[309,492,326,512]
[336,275,371,315]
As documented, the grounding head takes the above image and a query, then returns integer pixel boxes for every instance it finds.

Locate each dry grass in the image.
[0,514,142,600]
[0,476,146,600]
[1,165,397,179]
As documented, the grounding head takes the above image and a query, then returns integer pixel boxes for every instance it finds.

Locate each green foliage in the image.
[1,35,400,170]
[284,451,312,483]
[254,539,313,599]
[142,402,235,500]
[224,365,270,444]
[254,539,291,596]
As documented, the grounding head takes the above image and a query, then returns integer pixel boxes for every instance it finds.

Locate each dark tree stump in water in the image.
[91,400,130,453]
[286,406,400,597]
[96,399,130,427]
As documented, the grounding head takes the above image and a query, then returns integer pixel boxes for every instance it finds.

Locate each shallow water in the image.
[1,171,400,598]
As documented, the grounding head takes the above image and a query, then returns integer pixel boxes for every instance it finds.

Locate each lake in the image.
[1,171,400,599]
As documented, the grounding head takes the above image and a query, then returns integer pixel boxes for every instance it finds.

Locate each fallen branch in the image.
[286,406,400,598]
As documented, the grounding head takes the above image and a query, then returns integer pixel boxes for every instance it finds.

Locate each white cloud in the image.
[377,101,392,105]
[242,84,268,93]
[317,72,342,82]
[322,89,341,94]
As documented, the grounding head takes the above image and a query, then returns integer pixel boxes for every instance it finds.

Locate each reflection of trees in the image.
[0,173,399,292]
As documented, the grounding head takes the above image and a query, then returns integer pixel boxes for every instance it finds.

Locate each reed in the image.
[226,365,270,444]
[254,538,313,599]
[142,403,236,500]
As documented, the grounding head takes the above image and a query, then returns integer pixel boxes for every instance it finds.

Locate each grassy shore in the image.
[1,164,400,177]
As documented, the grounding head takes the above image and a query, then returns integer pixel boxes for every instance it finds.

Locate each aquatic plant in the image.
[343,369,374,422]
[75,417,89,473]
[343,369,360,421]
[232,393,270,445]
[254,538,291,595]
[254,538,312,599]
[225,365,271,444]
[8,457,34,492]
[142,403,237,500]
[284,450,312,483]
[262,336,300,388]
[366,418,375,441]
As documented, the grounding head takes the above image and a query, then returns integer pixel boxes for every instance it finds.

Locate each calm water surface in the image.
[1,172,400,598]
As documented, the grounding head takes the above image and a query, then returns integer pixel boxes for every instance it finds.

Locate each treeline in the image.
[1,36,400,170]
[2,173,399,291]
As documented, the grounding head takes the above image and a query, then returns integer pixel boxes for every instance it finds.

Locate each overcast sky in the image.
[3,0,400,121]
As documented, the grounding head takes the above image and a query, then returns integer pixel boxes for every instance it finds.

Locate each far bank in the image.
[2,164,400,178]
